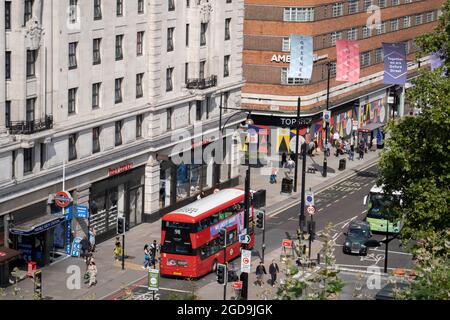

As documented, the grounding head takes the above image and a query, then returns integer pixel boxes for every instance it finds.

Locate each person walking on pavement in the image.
[150,240,159,268]
[358,141,365,160]
[89,227,96,253]
[255,261,267,287]
[270,166,278,184]
[80,236,91,262]
[269,260,280,287]
[286,158,295,175]
[349,143,355,161]
[87,261,98,287]
[113,238,123,261]
[281,152,287,168]
[143,244,150,270]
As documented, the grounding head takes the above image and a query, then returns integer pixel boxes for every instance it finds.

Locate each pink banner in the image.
[336,40,360,83]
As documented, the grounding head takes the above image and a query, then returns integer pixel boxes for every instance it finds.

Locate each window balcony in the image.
[186,75,217,90]
[8,115,53,135]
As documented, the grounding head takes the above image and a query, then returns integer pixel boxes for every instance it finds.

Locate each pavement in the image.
[0,148,383,300]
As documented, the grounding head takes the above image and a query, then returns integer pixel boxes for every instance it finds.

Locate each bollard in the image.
[317,253,320,265]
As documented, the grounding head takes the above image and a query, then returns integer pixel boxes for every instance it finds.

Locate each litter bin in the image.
[281,178,293,194]
[339,159,346,171]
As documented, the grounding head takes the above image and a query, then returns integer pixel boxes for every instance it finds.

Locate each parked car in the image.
[343,221,372,256]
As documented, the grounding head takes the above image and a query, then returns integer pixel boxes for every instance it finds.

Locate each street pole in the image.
[323,62,331,177]
[384,220,389,274]
[293,97,301,192]
[261,212,266,264]
[216,93,223,189]
[122,233,125,270]
[241,168,250,300]
[299,127,309,234]
[223,229,227,301]
[308,214,314,259]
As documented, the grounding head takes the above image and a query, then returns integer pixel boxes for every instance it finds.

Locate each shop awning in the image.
[9,214,65,236]
[0,247,21,264]
[358,123,385,132]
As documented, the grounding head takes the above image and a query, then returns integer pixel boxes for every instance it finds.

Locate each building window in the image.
[69,0,78,24]
[115,121,123,146]
[348,0,359,14]
[168,0,175,11]
[116,35,124,60]
[69,134,77,161]
[69,42,78,69]
[5,1,11,30]
[376,22,386,35]
[200,23,207,46]
[137,31,144,56]
[282,37,290,52]
[363,0,372,11]
[332,3,343,17]
[116,0,123,16]
[24,0,34,24]
[138,0,144,14]
[92,82,101,109]
[347,28,358,40]
[225,18,231,40]
[93,38,101,65]
[283,7,314,22]
[378,0,386,8]
[196,101,202,121]
[94,0,102,20]
[331,31,342,46]
[185,62,189,84]
[167,108,172,130]
[426,11,435,22]
[405,41,411,54]
[40,143,46,169]
[362,26,371,38]
[115,78,123,104]
[68,88,77,114]
[5,51,11,80]
[415,14,423,25]
[186,24,190,47]
[5,101,11,128]
[361,51,371,67]
[329,61,336,77]
[92,127,101,153]
[224,91,230,111]
[136,73,144,98]
[391,19,399,31]
[166,67,174,92]
[23,148,33,174]
[281,68,311,85]
[392,0,400,5]
[199,60,205,79]
[375,48,383,63]
[167,27,174,52]
[403,16,411,28]
[136,115,143,138]
[224,55,230,77]
[26,98,35,122]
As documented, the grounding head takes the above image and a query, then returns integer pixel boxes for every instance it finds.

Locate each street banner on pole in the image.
[288,35,313,79]
[383,43,407,84]
[336,40,360,83]
[148,268,160,291]
[305,191,314,206]
[240,249,252,273]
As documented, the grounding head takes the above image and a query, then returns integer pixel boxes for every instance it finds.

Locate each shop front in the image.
[358,94,388,148]
[89,165,145,243]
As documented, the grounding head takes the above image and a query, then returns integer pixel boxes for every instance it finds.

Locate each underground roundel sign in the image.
[54,191,73,208]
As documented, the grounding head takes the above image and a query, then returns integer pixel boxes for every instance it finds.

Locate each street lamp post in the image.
[293,97,301,192]
[323,61,331,177]
[299,126,310,235]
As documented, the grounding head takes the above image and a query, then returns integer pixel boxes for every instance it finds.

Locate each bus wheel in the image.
[212,260,218,273]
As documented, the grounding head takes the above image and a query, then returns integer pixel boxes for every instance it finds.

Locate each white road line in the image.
[369,248,413,256]
[332,233,339,240]
[326,203,332,207]
[138,286,191,293]
[333,199,339,203]
[341,216,358,229]
[318,208,323,212]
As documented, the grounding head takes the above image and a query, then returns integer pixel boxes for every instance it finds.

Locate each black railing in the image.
[8,115,53,134]
[186,75,217,90]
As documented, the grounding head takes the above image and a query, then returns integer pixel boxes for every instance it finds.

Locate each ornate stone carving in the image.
[199,0,213,23]
[25,18,43,50]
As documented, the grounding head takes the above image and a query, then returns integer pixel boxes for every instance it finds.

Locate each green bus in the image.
[363,185,402,234]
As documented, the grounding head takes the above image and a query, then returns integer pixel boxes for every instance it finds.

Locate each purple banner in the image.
[430,51,444,70]
[383,43,407,85]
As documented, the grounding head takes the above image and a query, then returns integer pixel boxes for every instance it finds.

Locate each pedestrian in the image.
[87,261,98,287]
[89,227,96,253]
[281,152,287,168]
[371,137,377,151]
[270,166,278,184]
[287,158,295,174]
[197,191,206,200]
[150,240,159,268]
[143,244,150,269]
[349,143,355,161]
[80,236,91,262]
[255,261,267,287]
[358,141,365,160]
[269,260,280,287]
[113,239,123,261]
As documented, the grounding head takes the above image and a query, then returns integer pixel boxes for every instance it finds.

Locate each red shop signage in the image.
[108,163,133,177]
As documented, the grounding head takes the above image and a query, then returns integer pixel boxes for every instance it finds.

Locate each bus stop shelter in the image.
[0,247,21,288]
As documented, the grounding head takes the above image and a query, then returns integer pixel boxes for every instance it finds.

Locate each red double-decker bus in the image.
[160,188,254,278]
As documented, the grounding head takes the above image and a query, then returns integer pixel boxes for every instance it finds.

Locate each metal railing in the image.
[186,75,217,90]
[8,115,53,135]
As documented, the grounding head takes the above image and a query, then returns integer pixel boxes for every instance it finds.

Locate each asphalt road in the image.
[105,164,413,300]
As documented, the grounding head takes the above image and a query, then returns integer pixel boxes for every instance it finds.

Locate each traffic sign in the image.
[54,191,72,208]
[239,234,251,244]
[240,249,252,273]
[323,111,331,123]
[305,191,314,206]
[73,205,89,219]
[148,269,160,291]
[282,239,293,248]
[307,205,316,215]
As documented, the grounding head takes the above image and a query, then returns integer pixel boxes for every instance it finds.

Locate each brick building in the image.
[242,0,444,151]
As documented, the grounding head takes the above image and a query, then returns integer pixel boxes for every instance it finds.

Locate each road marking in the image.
[332,233,339,240]
[318,208,323,212]
[369,248,413,256]
[341,216,358,229]
[326,203,332,207]
[137,285,191,294]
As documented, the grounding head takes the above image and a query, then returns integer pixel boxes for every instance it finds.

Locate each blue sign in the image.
[383,43,407,85]
[74,205,89,219]
[71,237,82,257]
[289,35,314,79]
[66,220,72,254]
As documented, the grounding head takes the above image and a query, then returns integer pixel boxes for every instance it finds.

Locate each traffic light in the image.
[117,217,125,234]
[219,228,227,247]
[217,264,227,285]
[256,210,265,229]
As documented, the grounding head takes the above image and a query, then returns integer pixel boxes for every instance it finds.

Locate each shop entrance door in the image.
[127,185,143,229]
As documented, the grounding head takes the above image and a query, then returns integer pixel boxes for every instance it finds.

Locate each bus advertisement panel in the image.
[364,185,402,234]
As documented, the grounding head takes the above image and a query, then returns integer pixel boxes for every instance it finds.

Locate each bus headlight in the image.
[167,259,177,266]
